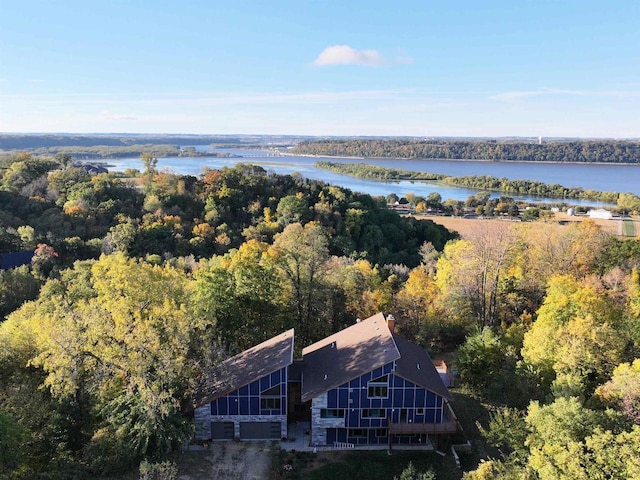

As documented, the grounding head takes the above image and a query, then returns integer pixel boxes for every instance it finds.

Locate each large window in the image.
[367,375,389,398]
[362,408,385,419]
[261,385,281,410]
[320,408,345,419]
[260,397,281,410]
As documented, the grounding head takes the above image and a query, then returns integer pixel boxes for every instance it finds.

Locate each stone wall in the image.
[194,404,287,440]
[310,392,346,446]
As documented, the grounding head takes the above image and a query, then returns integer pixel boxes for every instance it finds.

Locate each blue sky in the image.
[1,1,639,137]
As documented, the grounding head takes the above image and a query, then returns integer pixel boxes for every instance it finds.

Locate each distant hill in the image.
[0,134,313,151]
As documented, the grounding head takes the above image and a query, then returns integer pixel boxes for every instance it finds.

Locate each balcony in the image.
[389,421,457,435]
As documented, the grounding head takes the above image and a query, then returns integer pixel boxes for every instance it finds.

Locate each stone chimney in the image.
[386,314,396,334]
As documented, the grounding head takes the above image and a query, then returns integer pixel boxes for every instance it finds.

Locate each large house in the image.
[193,314,456,447]
[302,313,455,447]
[193,329,294,440]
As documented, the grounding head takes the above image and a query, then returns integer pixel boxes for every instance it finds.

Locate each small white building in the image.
[587,208,613,220]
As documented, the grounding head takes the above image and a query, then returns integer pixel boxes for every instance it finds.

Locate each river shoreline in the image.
[277,150,640,166]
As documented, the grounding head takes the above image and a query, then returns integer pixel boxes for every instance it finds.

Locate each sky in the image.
[1,0,639,137]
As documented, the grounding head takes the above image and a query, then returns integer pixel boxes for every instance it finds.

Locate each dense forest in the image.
[294,138,640,163]
[1,152,640,479]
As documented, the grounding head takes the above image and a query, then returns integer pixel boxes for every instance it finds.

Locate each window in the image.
[416,408,425,415]
[320,408,345,419]
[375,428,387,437]
[348,429,367,438]
[261,397,281,410]
[367,375,389,398]
[261,385,279,396]
[261,385,281,410]
[362,408,385,419]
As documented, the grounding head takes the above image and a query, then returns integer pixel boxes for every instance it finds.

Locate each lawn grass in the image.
[623,220,636,237]
[301,450,458,480]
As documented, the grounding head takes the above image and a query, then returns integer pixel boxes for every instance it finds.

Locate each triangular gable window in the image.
[368,375,389,398]
[261,385,279,396]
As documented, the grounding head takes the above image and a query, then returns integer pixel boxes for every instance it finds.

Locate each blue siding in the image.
[207,366,288,417]
[322,361,447,438]
[327,428,427,446]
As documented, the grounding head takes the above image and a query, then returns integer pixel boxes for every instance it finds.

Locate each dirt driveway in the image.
[179,441,273,480]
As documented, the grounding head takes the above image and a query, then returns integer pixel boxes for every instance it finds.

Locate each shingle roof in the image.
[392,334,452,400]
[301,313,452,402]
[301,313,400,402]
[193,329,294,408]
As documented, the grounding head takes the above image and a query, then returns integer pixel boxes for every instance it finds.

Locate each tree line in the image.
[294,138,640,163]
[316,161,640,208]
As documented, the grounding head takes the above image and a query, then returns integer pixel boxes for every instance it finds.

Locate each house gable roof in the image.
[193,329,294,408]
[392,334,452,400]
[301,313,400,402]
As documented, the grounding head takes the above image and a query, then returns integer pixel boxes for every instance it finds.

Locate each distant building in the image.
[567,207,575,216]
[588,208,613,220]
[0,250,34,270]
[80,164,109,174]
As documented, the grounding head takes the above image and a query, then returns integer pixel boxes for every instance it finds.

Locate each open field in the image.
[416,213,640,239]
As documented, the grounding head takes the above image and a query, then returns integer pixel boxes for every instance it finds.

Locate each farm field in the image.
[416,213,639,239]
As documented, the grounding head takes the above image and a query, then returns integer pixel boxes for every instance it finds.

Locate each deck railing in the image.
[333,441,355,449]
[388,421,457,435]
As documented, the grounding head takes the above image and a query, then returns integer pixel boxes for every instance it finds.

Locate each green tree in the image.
[0,265,41,320]
[0,410,26,476]
[273,222,330,345]
[193,240,288,351]
[456,328,507,390]
[20,254,205,467]
[54,152,74,169]
[522,275,625,397]
[617,193,640,215]
[276,194,309,225]
[141,152,158,195]
[435,222,517,327]
[526,397,600,480]
[596,359,640,424]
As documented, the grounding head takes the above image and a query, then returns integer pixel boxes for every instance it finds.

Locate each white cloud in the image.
[313,45,385,67]
[101,110,136,121]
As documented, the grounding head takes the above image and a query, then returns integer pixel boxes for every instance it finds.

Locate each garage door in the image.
[211,421,234,440]
[239,421,281,439]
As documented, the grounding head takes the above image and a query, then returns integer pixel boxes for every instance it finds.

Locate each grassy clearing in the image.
[297,450,457,480]
[416,213,626,239]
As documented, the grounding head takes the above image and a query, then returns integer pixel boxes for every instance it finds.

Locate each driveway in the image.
[179,441,273,480]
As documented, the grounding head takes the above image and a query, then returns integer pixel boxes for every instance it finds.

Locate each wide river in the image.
[107,147,640,206]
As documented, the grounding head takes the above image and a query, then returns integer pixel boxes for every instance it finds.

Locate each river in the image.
[106,147,640,206]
